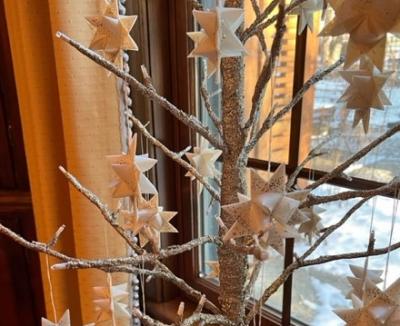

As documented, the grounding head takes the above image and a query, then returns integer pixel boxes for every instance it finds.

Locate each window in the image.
[181,2,400,326]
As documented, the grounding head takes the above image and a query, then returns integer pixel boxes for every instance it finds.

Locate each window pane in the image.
[291,181,400,325]
[300,10,400,183]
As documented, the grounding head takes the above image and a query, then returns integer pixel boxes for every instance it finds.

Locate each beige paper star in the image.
[259,220,300,255]
[289,0,323,34]
[123,195,178,252]
[346,264,383,300]
[320,0,400,70]
[222,165,309,245]
[187,0,246,79]
[338,61,392,133]
[205,261,220,279]
[93,278,130,323]
[107,134,158,200]
[298,206,325,244]
[42,310,70,326]
[335,278,400,325]
[86,0,138,68]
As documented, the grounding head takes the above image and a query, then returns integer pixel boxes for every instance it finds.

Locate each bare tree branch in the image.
[245,57,344,153]
[59,166,142,252]
[307,123,400,190]
[241,0,279,42]
[301,177,400,208]
[286,138,331,189]
[200,84,223,135]
[244,0,286,131]
[241,0,310,43]
[125,111,221,202]
[56,32,224,150]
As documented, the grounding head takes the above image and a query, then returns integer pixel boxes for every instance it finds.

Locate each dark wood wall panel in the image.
[0,0,29,191]
[0,1,45,325]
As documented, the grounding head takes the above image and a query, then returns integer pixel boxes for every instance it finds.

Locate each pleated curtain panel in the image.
[4,1,129,324]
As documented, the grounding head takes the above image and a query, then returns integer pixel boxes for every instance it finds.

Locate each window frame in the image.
[139,1,399,325]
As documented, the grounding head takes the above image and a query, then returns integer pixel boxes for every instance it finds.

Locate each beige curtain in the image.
[4,1,128,324]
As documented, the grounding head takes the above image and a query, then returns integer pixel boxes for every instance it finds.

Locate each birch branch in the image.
[59,166,142,252]
[301,177,400,208]
[245,57,344,153]
[244,0,286,131]
[125,110,221,202]
[56,32,224,150]
[286,139,330,189]
[249,0,269,53]
[241,0,279,42]
[241,0,310,43]
[200,85,223,135]
[307,123,400,190]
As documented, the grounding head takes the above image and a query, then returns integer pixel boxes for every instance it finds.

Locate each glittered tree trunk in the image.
[219,53,248,321]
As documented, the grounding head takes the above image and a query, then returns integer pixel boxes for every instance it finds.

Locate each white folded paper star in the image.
[289,0,324,34]
[93,279,130,323]
[187,0,246,79]
[42,310,70,326]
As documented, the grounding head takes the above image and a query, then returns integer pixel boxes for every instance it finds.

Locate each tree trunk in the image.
[218,1,247,317]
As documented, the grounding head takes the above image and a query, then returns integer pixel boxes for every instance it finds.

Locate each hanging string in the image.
[45,254,58,322]
[383,187,399,290]
[361,196,377,291]
[102,219,117,326]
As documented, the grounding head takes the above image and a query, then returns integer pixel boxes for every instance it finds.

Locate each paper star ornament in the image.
[107,134,158,200]
[339,61,392,133]
[335,278,400,325]
[86,0,138,68]
[42,310,70,326]
[205,261,220,279]
[222,165,309,246]
[185,138,222,196]
[346,264,383,300]
[93,280,130,323]
[289,0,323,34]
[320,0,400,70]
[187,0,246,79]
[298,206,325,244]
[123,195,178,252]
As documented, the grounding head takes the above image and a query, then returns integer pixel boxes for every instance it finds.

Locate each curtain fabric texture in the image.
[4,1,128,324]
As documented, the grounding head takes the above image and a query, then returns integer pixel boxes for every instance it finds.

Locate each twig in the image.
[249,0,269,53]
[180,313,234,326]
[245,57,344,153]
[46,225,66,248]
[59,166,142,252]
[241,0,310,43]
[286,138,330,189]
[300,198,371,260]
[307,123,400,190]
[244,261,262,300]
[301,177,400,208]
[125,111,221,202]
[241,0,280,42]
[200,85,223,135]
[56,32,224,150]
[244,0,286,131]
